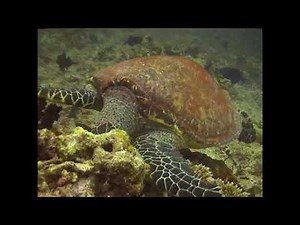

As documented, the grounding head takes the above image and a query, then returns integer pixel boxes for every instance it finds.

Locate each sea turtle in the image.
[38,56,241,197]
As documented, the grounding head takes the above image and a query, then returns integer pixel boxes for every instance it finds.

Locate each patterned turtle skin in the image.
[93,56,241,148]
[38,56,241,197]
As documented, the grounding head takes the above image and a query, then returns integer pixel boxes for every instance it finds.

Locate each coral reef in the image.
[38,98,62,129]
[238,111,257,143]
[56,51,77,71]
[38,125,252,197]
[215,179,249,197]
[190,162,249,197]
[124,35,143,46]
[190,163,214,181]
[38,127,150,197]
[254,123,262,144]
[38,129,57,160]
[180,148,249,196]
[180,148,238,183]
[194,140,262,196]
[218,67,246,84]
[163,45,183,56]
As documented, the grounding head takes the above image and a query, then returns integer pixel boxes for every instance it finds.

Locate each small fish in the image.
[56,51,77,71]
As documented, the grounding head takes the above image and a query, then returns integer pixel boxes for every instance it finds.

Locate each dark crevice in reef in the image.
[38,97,62,129]
[179,148,239,184]
[218,67,246,83]
[238,111,257,143]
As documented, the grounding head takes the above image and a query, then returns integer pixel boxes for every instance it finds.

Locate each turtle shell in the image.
[93,56,241,148]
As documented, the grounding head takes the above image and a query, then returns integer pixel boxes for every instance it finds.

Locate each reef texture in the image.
[38,127,150,197]
[193,140,262,196]
[38,126,250,197]
[191,163,249,197]
[218,67,246,84]
[238,111,257,143]
[38,98,62,129]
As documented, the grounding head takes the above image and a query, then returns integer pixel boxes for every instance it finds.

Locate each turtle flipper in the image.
[38,86,103,111]
[38,85,140,136]
[134,130,221,197]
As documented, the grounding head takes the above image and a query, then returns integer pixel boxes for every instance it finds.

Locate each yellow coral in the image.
[38,127,150,197]
[191,162,249,197]
[215,178,249,197]
[190,163,214,182]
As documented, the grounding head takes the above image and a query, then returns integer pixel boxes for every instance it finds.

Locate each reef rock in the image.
[38,127,150,197]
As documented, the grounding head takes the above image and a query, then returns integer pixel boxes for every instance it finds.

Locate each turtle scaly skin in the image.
[38,56,241,197]
[38,86,103,110]
[38,85,221,196]
[135,129,221,196]
[93,56,241,148]
[90,86,140,135]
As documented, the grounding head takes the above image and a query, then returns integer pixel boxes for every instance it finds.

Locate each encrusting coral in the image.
[191,163,249,197]
[192,140,262,196]
[38,127,150,197]
[38,126,250,197]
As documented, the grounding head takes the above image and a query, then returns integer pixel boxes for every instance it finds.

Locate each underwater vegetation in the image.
[38,29,262,197]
